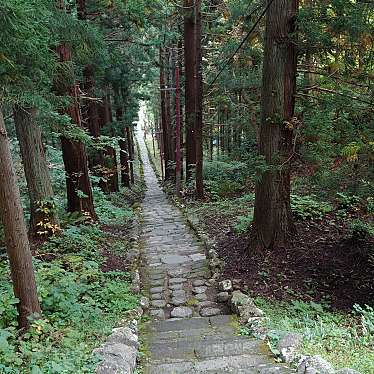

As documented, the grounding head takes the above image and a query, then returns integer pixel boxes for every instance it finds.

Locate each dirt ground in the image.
[201,211,374,310]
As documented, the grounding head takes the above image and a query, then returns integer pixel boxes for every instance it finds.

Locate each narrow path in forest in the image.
[136,129,293,373]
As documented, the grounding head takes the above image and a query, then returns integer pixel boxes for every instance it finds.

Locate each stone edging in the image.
[94,317,141,374]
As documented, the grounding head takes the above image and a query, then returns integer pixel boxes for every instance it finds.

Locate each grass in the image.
[251,298,374,373]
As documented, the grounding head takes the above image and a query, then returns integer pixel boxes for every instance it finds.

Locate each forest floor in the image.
[186,198,374,372]
[193,203,374,310]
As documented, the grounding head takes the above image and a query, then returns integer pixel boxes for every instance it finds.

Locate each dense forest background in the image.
[0,0,373,372]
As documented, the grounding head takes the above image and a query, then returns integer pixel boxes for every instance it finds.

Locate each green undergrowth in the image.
[186,189,373,240]
[247,298,374,373]
[0,189,142,373]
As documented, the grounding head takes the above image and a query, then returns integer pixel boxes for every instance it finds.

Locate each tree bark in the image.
[160,47,171,180]
[56,42,96,219]
[116,107,131,188]
[82,65,104,172]
[184,0,197,181]
[166,48,175,181]
[194,0,204,198]
[55,1,96,219]
[251,0,298,249]
[0,109,41,330]
[98,94,119,193]
[77,0,85,20]
[126,126,135,184]
[175,66,182,195]
[13,106,59,236]
[76,0,105,177]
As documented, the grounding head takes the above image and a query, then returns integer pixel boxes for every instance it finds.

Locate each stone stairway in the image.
[137,129,293,374]
[144,315,291,374]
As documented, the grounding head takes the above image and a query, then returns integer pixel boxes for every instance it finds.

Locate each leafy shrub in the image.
[0,225,5,252]
[291,194,332,220]
[204,179,243,200]
[336,192,361,212]
[40,224,104,259]
[254,298,374,373]
[348,219,374,241]
[93,187,134,224]
[203,159,250,197]
[60,211,92,227]
[234,209,254,234]
[0,238,138,372]
[366,197,374,215]
[353,304,374,337]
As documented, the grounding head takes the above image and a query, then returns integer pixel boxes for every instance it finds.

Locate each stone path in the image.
[137,130,293,373]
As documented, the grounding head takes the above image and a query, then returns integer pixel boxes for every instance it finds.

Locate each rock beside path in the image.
[297,355,335,374]
[170,306,193,318]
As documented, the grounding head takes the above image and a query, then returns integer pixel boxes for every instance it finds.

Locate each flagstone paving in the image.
[137,130,293,373]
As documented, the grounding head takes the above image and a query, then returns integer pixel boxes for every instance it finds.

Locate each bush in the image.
[254,298,374,373]
[40,224,104,260]
[349,219,374,241]
[366,197,374,215]
[234,209,254,234]
[0,235,138,372]
[93,187,134,224]
[353,304,374,337]
[203,159,250,197]
[0,194,139,374]
[291,194,332,220]
[336,192,361,212]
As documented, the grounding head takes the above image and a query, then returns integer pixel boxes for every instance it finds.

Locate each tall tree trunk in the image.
[13,107,59,236]
[82,65,104,171]
[165,50,175,181]
[77,0,85,20]
[76,0,104,175]
[98,94,119,193]
[175,65,182,195]
[226,111,232,156]
[58,67,96,219]
[169,49,177,180]
[303,0,316,90]
[251,0,298,249]
[117,107,130,188]
[160,48,171,180]
[195,0,204,198]
[158,118,165,180]
[220,121,225,154]
[127,126,135,184]
[0,110,41,330]
[184,0,197,181]
[56,2,96,219]
[209,109,214,161]
[178,39,184,181]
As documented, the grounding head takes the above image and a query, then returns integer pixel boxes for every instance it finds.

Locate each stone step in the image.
[144,354,291,374]
[147,316,233,333]
[148,326,236,342]
[149,336,264,361]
